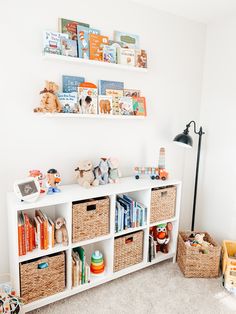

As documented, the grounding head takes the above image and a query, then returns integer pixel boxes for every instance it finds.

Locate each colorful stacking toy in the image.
[90,250,105,275]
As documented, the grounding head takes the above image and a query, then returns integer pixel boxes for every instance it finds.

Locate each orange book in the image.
[29,222,34,252]
[48,217,55,248]
[133,97,147,116]
[18,224,23,256]
[89,34,108,61]
[36,215,44,249]
[35,210,48,249]
[23,213,31,252]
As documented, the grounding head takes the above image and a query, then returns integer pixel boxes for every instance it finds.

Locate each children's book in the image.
[98,95,113,114]
[77,26,100,59]
[123,89,140,97]
[61,38,77,57]
[62,75,85,93]
[119,97,134,115]
[114,31,140,49]
[58,92,78,113]
[58,18,89,40]
[103,45,116,63]
[78,82,98,114]
[109,40,128,48]
[135,49,147,68]
[43,31,68,55]
[133,97,147,116]
[89,34,109,61]
[105,89,123,115]
[117,47,135,66]
[98,80,124,95]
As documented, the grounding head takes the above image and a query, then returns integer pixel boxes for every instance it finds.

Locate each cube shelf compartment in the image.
[7,176,181,313]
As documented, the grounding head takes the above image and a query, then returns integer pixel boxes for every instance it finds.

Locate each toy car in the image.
[134,167,168,180]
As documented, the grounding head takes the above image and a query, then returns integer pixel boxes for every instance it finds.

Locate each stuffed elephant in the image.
[94,158,109,185]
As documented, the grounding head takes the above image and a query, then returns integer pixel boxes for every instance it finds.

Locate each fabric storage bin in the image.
[177,231,221,278]
[150,186,176,223]
[114,230,144,272]
[20,251,65,303]
[72,196,110,243]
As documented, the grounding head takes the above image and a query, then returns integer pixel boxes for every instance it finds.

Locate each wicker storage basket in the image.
[150,186,176,223]
[72,196,110,243]
[20,251,65,303]
[114,230,144,272]
[177,231,221,278]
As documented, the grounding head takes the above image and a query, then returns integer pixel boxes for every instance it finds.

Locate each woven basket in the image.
[177,231,221,278]
[20,251,65,303]
[72,196,110,243]
[114,231,144,272]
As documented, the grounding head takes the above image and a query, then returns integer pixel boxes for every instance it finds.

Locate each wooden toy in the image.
[29,169,46,193]
[90,250,105,275]
[222,240,236,294]
[46,169,61,194]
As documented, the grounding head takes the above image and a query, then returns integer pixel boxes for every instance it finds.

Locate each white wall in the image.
[0,0,206,274]
[197,18,236,241]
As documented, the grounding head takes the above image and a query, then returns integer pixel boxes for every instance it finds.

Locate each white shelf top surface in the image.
[35,113,146,119]
[8,176,181,210]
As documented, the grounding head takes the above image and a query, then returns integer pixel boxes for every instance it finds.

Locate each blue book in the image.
[77,26,100,59]
[115,206,118,232]
[117,196,131,229]
[62,75,85,93]
[98,80,124,95]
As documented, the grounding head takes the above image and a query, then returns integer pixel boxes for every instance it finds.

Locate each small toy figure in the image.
[94,158,109,185]
[29,169,46,193]
[34,80,62,113]
[75,160,99,188]
[46,168,61,194]
[153,223,172,254]
[108,158,121,183]
[55,217,69,246]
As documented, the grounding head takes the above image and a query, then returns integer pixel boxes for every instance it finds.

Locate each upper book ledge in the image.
[42,53,148,73]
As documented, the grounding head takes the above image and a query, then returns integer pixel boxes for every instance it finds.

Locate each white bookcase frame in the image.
[7,177,181,313]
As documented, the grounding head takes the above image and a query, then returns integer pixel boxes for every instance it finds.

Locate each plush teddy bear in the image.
[34,80,62,113]
[108,158,121,183]
[75,160,99,188]
[55,217,68,246]
[94,158,109,185]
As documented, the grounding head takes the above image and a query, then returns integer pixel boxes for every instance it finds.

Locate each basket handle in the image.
[87,204,96,211]
[161,191,167,197]
[125,236,133,244]
[38,262,49,269]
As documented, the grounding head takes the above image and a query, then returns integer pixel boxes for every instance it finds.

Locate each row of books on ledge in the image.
[18,210,55,256]
[43,18,147,68]
[115,195,147,233]
[57,77,147,116]
[72,247,91,286]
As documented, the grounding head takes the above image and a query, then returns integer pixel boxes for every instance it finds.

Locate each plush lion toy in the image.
[34,80,62,113]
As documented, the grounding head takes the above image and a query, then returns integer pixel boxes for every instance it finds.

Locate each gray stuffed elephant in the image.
[94,158,109,185]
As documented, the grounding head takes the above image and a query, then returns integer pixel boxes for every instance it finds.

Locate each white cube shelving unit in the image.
[7,177,181,313]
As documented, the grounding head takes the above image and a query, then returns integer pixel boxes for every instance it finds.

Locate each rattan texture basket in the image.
[20,252,65,303]
[150,186,176,223]
[72,196,110,243]
[177,231,221,278]
[114,230,144,272]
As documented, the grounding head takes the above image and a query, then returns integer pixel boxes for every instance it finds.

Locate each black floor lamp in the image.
[173,121,205,231]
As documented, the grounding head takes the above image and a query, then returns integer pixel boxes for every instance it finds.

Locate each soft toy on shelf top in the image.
[75,160,99,188]
[94,158,110,185]
[29,169,46,193]
[108,157,121,183]
[34,80,62,113]
[46,168,61,194]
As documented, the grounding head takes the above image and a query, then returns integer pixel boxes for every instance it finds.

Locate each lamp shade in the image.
[173,132,193,148]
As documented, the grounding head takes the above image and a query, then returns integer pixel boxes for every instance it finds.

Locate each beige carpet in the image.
[30,261,236,314]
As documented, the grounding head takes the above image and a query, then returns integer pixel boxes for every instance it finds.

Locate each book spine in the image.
[40,221,44,249]
[79,260,82,285]
[22,225,26,256]
[18,225,23,256]
[29,223,33,252]
[136,205,140,227]
[44,219,48,250]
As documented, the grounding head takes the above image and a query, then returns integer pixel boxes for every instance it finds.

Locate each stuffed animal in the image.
[55,217,68,246]
[46,168,61,194]
[94,158,109,185]
[108,158,121,183]
[153,222,172,254]
[99,99,111,114]
[194,233,212,248]
[34,81,62,113]
[75,160,99,188]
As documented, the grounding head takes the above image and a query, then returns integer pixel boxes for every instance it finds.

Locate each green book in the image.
[58,18,90,40]
[75,247,85,284]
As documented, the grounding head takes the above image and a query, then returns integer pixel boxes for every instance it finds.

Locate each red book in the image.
[21,224,26,256]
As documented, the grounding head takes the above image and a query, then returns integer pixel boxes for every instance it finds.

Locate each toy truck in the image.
[222,240,236,294]
[134,167,168,180]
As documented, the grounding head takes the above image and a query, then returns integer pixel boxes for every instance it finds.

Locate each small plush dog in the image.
[55,217,69,246]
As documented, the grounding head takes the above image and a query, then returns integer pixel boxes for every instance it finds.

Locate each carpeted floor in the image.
[30,261,236,314]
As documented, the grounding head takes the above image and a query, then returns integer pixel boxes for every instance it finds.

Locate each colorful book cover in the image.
[77,26,100,59]
[133,96,147,116]
[114,31,140,49]
[89,34,109,61]
[58,92,78,113]
[76,247,85,284]
[98,80,124,95]
[119,97,134,115]
[61,38,78,57]
[109,40,128,48]
[103,45,116,63]
[62,75,85,93]
[78,82,98,114]
[117,47,135,66]
[58,18,89,40]
[135,49,147,68]
[43,31,68,55]
[123,89,140,97]
[98,95,113,114]
[105,89,123,115]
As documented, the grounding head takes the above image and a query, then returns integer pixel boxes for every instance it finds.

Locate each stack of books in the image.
[72,247,91,287]
[115,195,147,233]
[149,234,157,262]
[43,18,147,68]
[18,210,55,256]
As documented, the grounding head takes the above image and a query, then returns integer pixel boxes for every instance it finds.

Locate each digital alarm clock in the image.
[14,178,40,202]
